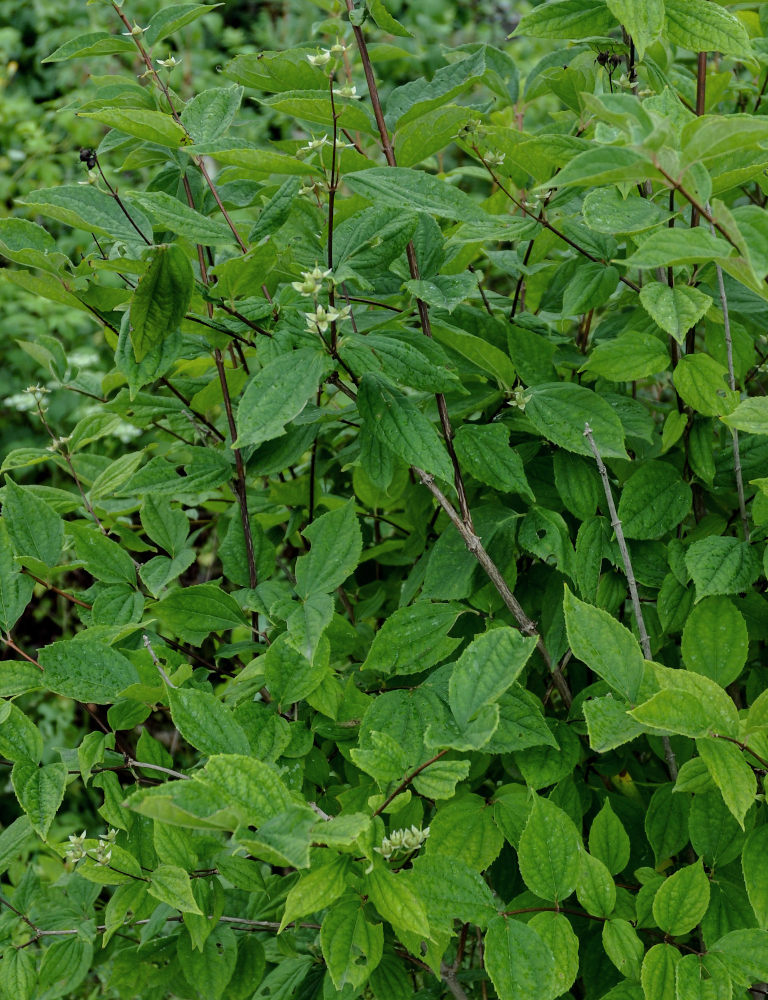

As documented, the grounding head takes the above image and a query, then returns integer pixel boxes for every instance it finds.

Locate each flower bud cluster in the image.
[305,304,351,334]
[292,265,332,296]
[64,828,118,867]
[374,825,430,860]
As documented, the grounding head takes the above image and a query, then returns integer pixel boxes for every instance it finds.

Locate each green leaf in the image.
[529,912,579,998]
[722,397,768,435]
[67,522,137,585]
[321,897,384,991]
[185,144,318,177]
[148,864,202,914]
[77,109,191,148]
[514,0,617,39]
[259,91,375,134]
[11,760,67,839]
[696,737,756,828]
[17,185,152,243]
[707,930,768,990]
[280,855,349,931]
[526,383,627,460]
[263,634,327,705]
[234,349,327,449]
[640,943,680,1000]
[410,853,496,929]
[583,186,671,234]
[130,244,193,362]
[333,206,418,285]
[367,0,412,36]
[449,628,536,729]
[0,816,34,875]
[168,686,250,757]
[563,587,645,704]
[562,260,620,316]
[484,915,556,1000]
[639,282,713,345]
[145,3,222,45]
[425,794,503,871]
[385,49,485,127]
[607,0,663,56]
[486,686,560,754]
[583,694,646,752]
[249,177,301,242]
[547,148,657,189]
[517,795,582,904]
[397,105,473,167]
[361,601,467,676]
[141,497,189,557]
[681,596,748,686]
[652,861,710,937]
[129,191,235,245]
[674,354,739,417]
[631,690,713,738]
[43,30,135,62]
[645,784,691,865]
[38,639,139,703]
[345,168,487,221]
[626,229,735,269]
[0,702,43,764]
[365,861,429,938]
[589,800,630,876]
[685,536,761,600]
[651,663,739,736]
[0,521,34,633]
[432,322,517,387]
[295,501,362,598]
[0,217,68,271]
[286,592,333,663]
[576,850,616,918]
[743,825,768,929]
[357,374,454,481]
[603,919,644,981]
[616,461,692,540]
[154,583,247,644]
[178,926,237,1000]
[454,425,533,499]
[37,935,92,1000]
[180,86,243,144]
[582,331,669,382]
[0,946,36,1000]
[403,274,476,313]
[664,0,753,58]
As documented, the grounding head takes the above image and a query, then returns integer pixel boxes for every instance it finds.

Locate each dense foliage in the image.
[4,0,768,998]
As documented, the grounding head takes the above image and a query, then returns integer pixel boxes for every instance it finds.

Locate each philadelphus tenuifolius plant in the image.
[3,0,768,998]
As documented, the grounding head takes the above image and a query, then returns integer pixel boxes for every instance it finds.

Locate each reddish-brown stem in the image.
[711,732,768,770]
[475,148,641,293]
[21,570,92,609]
[0,636,43,670]
[112,4,246,252]
[373,750,449,816]
[160,377,225,442]
[346,0,473,528]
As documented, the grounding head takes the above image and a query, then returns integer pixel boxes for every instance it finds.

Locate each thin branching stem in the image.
[345,0,473,528]
[707,203,750,542]
[583,423,678,779]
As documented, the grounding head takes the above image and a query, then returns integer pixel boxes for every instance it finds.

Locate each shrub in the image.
[2,1,768,998]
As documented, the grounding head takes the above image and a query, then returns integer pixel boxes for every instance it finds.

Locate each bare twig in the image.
[413,467,572,707]
[583,423,677,778]
[707,204,750,542]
